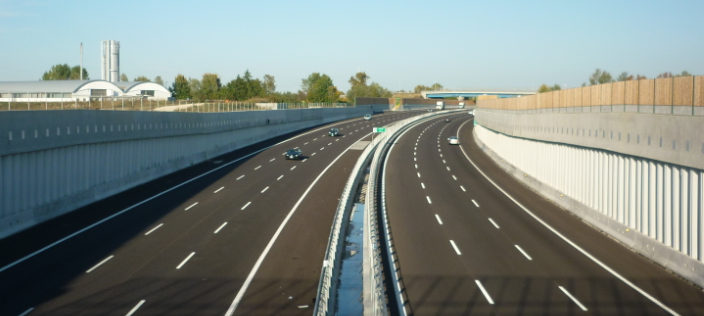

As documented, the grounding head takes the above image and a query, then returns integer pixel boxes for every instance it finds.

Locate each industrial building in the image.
[0,80,171,102]
[101,40,120,82]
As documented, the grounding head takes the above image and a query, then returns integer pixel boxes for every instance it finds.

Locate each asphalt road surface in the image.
[0,111,423,316]
[383,114,704,315]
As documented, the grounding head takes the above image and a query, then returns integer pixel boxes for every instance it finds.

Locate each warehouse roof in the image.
[0,80,168,94]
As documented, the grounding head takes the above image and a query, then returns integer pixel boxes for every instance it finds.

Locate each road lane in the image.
[0,111,421,315]
[383,114,704,315]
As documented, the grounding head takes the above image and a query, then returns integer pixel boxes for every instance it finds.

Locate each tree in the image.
[617,72,634,81]
[154,76,164,85]
[134,76,150,82]
[170,74,190,99]
[262,74,276,95]
[636,74,647,80]
[41,64,89,80]
[188,78,201,100]
[413,83,443,93]
[656,72,673,79]
[120,73,129,82]
[589,69,612,85]
[303,73,339,102]
[199,73,221,100]
[346,72,392,102]
[676,71,692,77]
[537,84,561,93]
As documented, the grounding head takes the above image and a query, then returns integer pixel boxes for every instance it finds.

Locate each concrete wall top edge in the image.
[0,107,370,157]
[475,108,704,170]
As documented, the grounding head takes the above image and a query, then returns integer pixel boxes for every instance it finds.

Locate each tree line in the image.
[538,69,694,93]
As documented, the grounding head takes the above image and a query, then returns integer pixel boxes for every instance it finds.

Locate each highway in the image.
[382,114,704,315]
[0,110,421,316]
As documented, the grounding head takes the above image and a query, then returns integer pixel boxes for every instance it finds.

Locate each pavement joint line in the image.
[277,175,284,180]
[435,214,443,225]
[241,202,251,210]
[144,223,164,235]
[450,240,462,255]
[515,245,533,260]
[457,119,681,316]
[185,202,198,211]
[17,308,34,316]
[475,280,494,304]
[261,186,269,193]
[224,132,372,316]
[237,175,244,180]
[254,165,261,170]
[472,199,479,207]
[86,255,114,273]
[214,222,228,234]
[559,286,588,311]
[125,300,146,316]
[426,196,432,204]
[460,185,466,192]
[176,252,195,270]
[0,116,353,275]
[489,218,500,229]
[214,187,225,193]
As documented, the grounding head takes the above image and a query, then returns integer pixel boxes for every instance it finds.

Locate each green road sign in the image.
[373,127,386,133]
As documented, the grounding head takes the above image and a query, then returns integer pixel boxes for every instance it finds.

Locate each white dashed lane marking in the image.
[214,187,224,193]
[185,202,198,211]
[488,218,500,228]
[214,222,228,234]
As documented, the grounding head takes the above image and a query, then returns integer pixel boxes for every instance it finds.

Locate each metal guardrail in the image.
[313,111,454,315]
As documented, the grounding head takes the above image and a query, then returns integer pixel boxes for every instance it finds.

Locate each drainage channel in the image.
[334,171,370,315]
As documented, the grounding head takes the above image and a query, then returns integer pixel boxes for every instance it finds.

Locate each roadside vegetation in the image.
[537,69,694,93]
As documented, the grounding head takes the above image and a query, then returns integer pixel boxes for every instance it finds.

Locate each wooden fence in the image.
[478,76,704,110]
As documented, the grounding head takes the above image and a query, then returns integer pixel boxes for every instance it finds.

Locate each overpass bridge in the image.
[1,75,704,316]
[421,90,536,99]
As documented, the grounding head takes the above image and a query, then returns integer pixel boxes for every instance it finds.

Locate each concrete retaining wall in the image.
[0,107,371,238]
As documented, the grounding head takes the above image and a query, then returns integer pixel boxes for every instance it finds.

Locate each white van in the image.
[435,101,445,110]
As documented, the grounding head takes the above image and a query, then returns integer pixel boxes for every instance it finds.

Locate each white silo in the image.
[101,40,120,82]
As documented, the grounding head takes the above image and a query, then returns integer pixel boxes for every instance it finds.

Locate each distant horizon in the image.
[1,0,702,94]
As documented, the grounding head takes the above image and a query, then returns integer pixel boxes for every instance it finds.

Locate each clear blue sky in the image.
[1,0,703,92]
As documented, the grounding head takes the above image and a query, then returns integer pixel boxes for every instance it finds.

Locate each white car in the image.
[447,136,459,145]
[364,114,372,120]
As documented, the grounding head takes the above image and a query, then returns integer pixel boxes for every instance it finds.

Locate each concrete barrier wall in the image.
[0,107,371,238]
[474,124,704,288]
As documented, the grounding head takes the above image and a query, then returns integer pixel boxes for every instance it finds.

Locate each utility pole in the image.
[80,43,83,80]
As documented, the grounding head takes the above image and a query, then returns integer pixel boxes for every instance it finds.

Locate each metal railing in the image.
[0,96,352,112]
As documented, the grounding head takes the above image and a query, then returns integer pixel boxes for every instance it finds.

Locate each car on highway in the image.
[364,114,372,120]
[285,148,302,160]
[427,109,433,112]
[328,128,340,137]
[447,136,459,145]
[444,118,450,123]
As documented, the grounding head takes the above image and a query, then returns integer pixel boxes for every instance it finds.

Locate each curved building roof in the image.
[0,80,168,94]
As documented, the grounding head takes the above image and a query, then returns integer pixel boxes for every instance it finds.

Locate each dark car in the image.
[445,118,450,123]
[285,148,302,160]
[328,128,340,137]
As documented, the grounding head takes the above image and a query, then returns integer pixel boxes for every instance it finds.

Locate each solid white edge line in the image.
[214,187,224,193]
[125,299,146,316]
[241,202,251,210]
[0,116,354,275]
[85,255,114,273]
[435,214,443,225]
[18,308,34,316]
[472,199,479,207]
[144,223,164,235]
[224,132,372,316]
[475,280,495,304]
[185,202,198,211]
[426,196,432,204]
[214,222,228,234]
[515,245,533,260]
[449,240,462,255]
[488,218,500,229]
[558,286,588,311]
[176,252,195,270]
[457,120,681,316]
